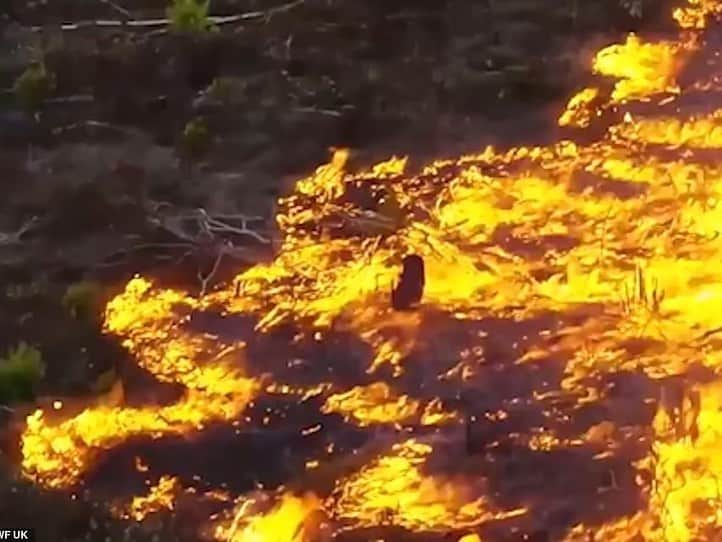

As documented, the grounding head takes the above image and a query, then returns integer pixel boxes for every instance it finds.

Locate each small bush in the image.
[13,63,56,114]
[62,281,103,321]
[179,117,212,160]
[0,343,45,405]
[208,76,247,105]
[167,0,216,34]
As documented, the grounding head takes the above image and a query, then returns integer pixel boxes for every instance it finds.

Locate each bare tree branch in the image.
[0,217,39,245]
[198,247,225,296]
[196,208,271,243]
[27,0,305,32]
[98,0,131,19]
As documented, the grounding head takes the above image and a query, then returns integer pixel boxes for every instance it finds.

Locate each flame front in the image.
[21,278,261,489]
[647,381,722,541]
[321,382,457,427]
[330,439,526,532]
[214,493,323,542]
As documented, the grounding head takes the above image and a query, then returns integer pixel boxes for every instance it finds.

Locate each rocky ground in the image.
[0,0,679,539]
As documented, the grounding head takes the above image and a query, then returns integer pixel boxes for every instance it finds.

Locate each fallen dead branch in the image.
[198,247,224,297]
[151,206,272,245]
[45,95,95,105]
[51,120,146,139]
[0,217,39,246]
[293,106,344,117]
[94,203,276,293]
[98,0,131,19]
[154,206,275,292]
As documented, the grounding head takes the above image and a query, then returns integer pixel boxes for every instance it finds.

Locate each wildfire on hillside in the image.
[14,0,722,540]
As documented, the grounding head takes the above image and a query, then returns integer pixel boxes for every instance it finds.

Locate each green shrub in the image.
[0,343,45,405]
[179,117,212,160]
[208,76,247,105]
[62,281,103,321]
[167,0,216,34]
[13,62,56,114]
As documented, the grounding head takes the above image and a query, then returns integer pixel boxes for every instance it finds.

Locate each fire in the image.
[594,34,688,103]
[674,0,722,28]
[558,87,600,127]
[611,108,722,148]
[214,492,323,542]
[21,278,261,488]
[559,32,693,127]
[330,439,527,532]
[644,380,722,541]
[120,475,180,521]
[567,380,722,541]
[321,382,457,427]
[13,0,722,540]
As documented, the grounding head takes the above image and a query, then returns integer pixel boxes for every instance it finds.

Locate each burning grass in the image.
[329,439,527,533]
[12,0,722,540]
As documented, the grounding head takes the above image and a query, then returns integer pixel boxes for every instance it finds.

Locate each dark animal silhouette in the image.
[391,254,425,310]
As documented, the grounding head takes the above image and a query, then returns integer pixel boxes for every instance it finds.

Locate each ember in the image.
[12,0,722,540]
[119,475,180,521]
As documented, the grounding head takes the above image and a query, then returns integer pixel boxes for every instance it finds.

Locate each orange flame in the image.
[214,492,323,542]
[120,475,180,521]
